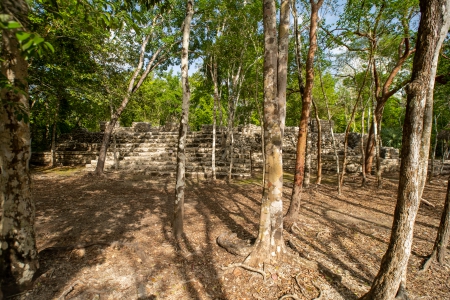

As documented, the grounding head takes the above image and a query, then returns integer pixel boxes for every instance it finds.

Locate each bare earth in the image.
[8,167,450,300]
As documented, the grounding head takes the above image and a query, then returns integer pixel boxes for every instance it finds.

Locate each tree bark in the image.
[359,1,450,298]
[312,100,322,184]
[421,177,450,271]
[243,0,289,267]
[210,57,219,180]
[285,0,323,226]
[0,0,39,292]
[428,116,438,183]
[173,0,193,240]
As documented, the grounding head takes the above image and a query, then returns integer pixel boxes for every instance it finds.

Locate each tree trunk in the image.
[51,118,57,167]
[0,0,39,292]
[243,0,289,267]
[373,102,382,187]
[285,0,323,226]
[173,0,193,241]
[94,33,160,175]
[303,125,311,187]
[421,177,450,271]
[361,98,367,187]
[428,116,438,183]
[340,58,372,188]
[210,57,219,181]
[359,1,450,298]
[312,100,322,184]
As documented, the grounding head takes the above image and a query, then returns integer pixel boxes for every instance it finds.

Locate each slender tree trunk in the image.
[51,118,57,167]
[304,125,311,187]
[373,100,382,187]
[210,58,219,180]
[360,1,450,298]
[286,0,323,225]
[361,98,367,186]
[173,0,193,240]
[319,63,341,194]
[95,33,163,175]
[428,116,438,182]
[0,0,39,292]
[340,58,372,188]
[312,100,322,184]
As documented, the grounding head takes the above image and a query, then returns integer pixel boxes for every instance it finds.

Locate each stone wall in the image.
[30,121,402,178]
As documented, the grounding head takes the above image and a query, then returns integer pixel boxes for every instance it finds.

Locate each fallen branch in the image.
[420,198,435,207]
[221,263,266,280]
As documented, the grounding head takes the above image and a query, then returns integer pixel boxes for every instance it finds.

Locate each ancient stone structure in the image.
[31,121,404,178]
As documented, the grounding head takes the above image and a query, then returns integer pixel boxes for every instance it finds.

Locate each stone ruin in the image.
[31,120,401,179]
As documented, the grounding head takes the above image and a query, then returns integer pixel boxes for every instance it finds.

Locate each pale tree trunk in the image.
[243,0,289,267]
[303,125,311,187]
[359,1,450,299]
[361,97,367,186]
[95,34,166,175]
[319,63,341,194]
[173,0,193,241]
[428,115,439,182]
[312,100,322,184]
[373,99,382,187]
[51,118,57,167]
[285,0,323,226]
[210,57,219,180]
[0,0,39,293]
[340,57,372,188]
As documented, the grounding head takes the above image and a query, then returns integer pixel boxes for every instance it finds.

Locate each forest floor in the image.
[7,167,450,300]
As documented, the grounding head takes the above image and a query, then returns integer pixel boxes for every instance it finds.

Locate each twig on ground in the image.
[420,198,435,207]
[6,291,28,299]
[221,263,266,280]
[294,272,307,296]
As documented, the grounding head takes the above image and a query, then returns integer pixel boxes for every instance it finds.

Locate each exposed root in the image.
[57,281,82,300]
[312,281,323,300]
[216,233,253,257]
[221,263,266,280]
[294,272,307,296]
[419,252,437,273]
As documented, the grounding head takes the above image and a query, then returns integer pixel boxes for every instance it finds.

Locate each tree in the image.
[94,5,176,175]
[360,0,450,298]
[285,0,324,227]
[0,0,39,294]
[173,0,194,240]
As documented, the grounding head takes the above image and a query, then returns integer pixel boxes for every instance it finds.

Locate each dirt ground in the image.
[6,167,450,300]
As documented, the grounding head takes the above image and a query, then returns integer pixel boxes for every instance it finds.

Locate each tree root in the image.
[216,233,253,257]
[419,252,437,273]
[221,263,266,280]
[279,272,323,300]
[57,281,83,300]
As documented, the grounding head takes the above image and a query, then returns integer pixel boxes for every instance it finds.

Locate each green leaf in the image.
[16,31,31,41]
[44,42,55,53]
[7,21,21,29]
[33,36,45,45]
[22,39,33,51]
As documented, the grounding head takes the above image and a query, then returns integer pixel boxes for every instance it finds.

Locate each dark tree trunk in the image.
[173,0,193,240]
[286,0,323,226]
[0,0,39,293]
[359,1,450,298]
[421,177,450,271]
